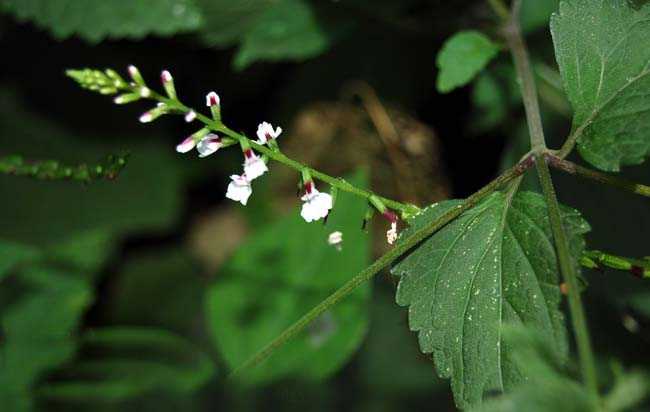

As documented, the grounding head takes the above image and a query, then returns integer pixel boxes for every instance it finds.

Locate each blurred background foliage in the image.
[1,0,649,410]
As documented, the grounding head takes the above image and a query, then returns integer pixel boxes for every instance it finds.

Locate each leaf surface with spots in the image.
[392,191,589,408]
[551,0,650,171]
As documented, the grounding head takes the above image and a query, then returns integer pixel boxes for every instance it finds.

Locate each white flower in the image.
[226,174,252,205]
[300,182,333,222]
[184,110,197,123]
[328,231,343,251]
[176,136,196,153]
[256,121,282,144]
[386,222,398,245]
[243,149,268,180]
[206,91,220,107]
[197,134,223,158]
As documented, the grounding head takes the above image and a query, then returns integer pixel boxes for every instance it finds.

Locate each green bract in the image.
[551,0,650,171]
[392,191,590,408]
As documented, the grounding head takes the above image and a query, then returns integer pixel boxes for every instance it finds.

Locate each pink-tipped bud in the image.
[184,110,197,123]
[382,210,398,223]
[139,111,154,123]
[128,65,138,77]
[206,91,220,107]
[304,181,314,194]
[161,70,173,83]
[176,136,197,153]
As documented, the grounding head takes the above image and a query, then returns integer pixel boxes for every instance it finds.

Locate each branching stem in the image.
[546,154,650,198]
[229,155,534,378]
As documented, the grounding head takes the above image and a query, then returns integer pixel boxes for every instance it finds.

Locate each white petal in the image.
[176,137,196,153]
[225,175,252,205]
[197,134,222,158]
[244,156,268,180]
[386,222,398,245]
[300,191,332,222]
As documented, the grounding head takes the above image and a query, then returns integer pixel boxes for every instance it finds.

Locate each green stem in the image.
[229,155,535,378]
[582,250,650,279]
[545,154,650,198]
[499,0,599,402]
[503,0,546,151]
[536,157,599,401]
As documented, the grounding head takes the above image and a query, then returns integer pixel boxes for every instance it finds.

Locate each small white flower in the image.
[226,174,252,205]
[197,134,223,158]
[176,136,196,153]
[386,222,398,245]
[243,149,268,180]
[300,182,333,222]
[206,91,220,107]
[256,121,282,144]
[184,110,197,123]
[328,231,343,251]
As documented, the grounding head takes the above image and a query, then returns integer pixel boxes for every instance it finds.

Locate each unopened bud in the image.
[161,69,177,99]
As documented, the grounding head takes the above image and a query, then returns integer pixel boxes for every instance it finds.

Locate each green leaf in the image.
[196,0,274,47]
[551,0,650,171]
[391,191,590,408]
[206,171,371,384]
[0,0,202,43]
[233,0,334,70]
[0,266,93,411]
[469,326,592,412]
[470,72,508,133]
[520,0,559,34]
[0,240,39,281]
[38,327,215,403]
[107,249,204,336]
[436,31,500,94]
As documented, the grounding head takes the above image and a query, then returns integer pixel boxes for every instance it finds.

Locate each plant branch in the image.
[497,2,600,402]
[0,153,129,183]
[536,156,599,401]
[582,250,650,279]
[228,155,535,378]
[546,154,650,198]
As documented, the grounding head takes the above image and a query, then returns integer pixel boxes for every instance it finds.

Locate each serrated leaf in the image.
[391,191,590,408]
[0,0,202,43]
[206,171,370,384]
[551,0,650,171]
[436,31,500,93]
[233,0,334,70]
[38,327,215,403]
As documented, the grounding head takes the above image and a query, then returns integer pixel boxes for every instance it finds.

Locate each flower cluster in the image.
[67,65,403,243]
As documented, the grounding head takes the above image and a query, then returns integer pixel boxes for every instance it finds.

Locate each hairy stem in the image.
[500,0,600,402]
[503,0,546,150]
[229,156,535,378]
[536,156,599,401]
[546,154,650,198]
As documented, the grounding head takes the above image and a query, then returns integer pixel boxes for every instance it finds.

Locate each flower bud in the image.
[161,69,177,99]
